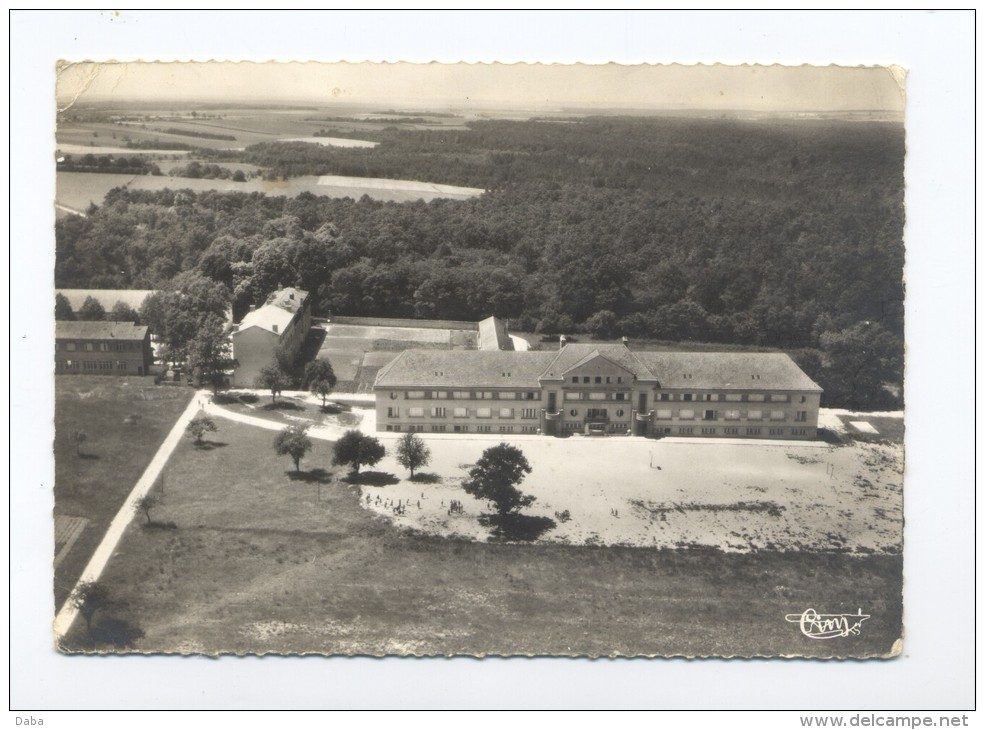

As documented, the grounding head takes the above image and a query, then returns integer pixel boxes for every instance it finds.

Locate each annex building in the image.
[55,321,153,375]
[231,287,312,386]
[373,342,822,439]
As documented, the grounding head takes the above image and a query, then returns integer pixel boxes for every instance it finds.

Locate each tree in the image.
[255,363,289,404]
[187,414,218,445]
[108,300,140,323]
[73,430,88,457]
[304,359,337,407]
[462,443,534,515]
[70,580,111,634]
[186,315,237,394]
[396,432,431,479]
[819,321,903,409]
[585,309,618,340]
[55,292,75,321]
[332,430,386,475]
[274,424,313,473]
[77,295,106,321]
[136,494,159,525]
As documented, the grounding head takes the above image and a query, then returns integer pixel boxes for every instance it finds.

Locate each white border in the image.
[10,9,976,711]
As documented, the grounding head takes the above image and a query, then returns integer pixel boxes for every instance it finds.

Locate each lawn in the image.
[63,419,902,658]
[53,376,195,608]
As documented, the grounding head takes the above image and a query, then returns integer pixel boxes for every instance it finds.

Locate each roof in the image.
[236,287,309,336]
[477,316,514,351]
[56,320,149,340]
[373,343,822,392]
[375,350,556,388]
[635,351,823,391]
[539,343,655,380]
[57,289,156,311]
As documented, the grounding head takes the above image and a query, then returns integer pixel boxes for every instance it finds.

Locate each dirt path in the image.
[53,394,203,640]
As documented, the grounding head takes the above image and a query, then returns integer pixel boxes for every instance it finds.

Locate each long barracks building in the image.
[373,342,822,439]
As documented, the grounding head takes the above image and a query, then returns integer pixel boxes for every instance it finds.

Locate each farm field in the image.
[53,376,194,609]
[62,419,903,657]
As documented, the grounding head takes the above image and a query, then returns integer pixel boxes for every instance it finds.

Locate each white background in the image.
[9,10,976,712]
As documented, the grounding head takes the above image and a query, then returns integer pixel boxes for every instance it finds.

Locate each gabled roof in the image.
[374,350,556,388]
[477,316,514,351]
[56,320,148,340]
[539,343,655,380]
[635,352,822,391]
[235,287,309,336]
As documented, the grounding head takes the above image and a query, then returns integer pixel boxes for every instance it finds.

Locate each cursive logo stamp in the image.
[785,608,871,639]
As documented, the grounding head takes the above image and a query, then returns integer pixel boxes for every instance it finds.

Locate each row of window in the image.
[387,407,540,419]
[56,341,137,352]
[561,421,630,433]
[395,390,539,401]
[650,409,809,422]
[569,375,625,384]
[564,392,628,401]
[657,392,798,403]
[670,426,812,436]
[56,359,130,371]
[385,424,539,434]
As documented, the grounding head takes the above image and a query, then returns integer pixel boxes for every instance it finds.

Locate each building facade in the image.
[231,287,312,386]
[373,343,822,440]
[55,321,153,375]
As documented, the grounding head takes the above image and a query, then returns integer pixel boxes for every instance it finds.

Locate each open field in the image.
[53,376,194,607]
[63,419,902,657]
[56,171,485,213]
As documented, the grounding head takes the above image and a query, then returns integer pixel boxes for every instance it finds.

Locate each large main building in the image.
[373,342,822,439]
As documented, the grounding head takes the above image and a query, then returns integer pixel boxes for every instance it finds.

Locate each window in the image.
[521,425,538,434]
[66,342,76,351]
[498,425,514,433]
[617,377,623,384]
[523,391,537,400]
[769,427,785,436]
[387,407,400,418]
[791,427,807,436]
[453,407,468,418]
[747,410,762,421]
[454,425,469,433]
[678,427,693,435]
[571,376,579,383]
[770,394,789,403]
[453,391,469,400]
[587,408,607,419]
[521,408,537,419]
[746,427,761,435]
[659,393,671,401]
[431,407,446,418]
[615,409,625,417]
[499,408,514,418]
[725,393,742,402]
[499,391,516,400]
[748,394,765,402]
[605,377,611,384]
[566,392,583,401]
[724,427,739,435]
[795,411,807,422]
[84,343,94,352]
[703,410,716,421]
[569,409,579,417]
[100,343,110,352]
[432,391,449,399]
[770,410,785,421]
[386,425,393,432]
[679,409,695,420]
[476,425,491,433]
[656,409,672,419]
[117,361,127,371]
[408,407,425,418]
[725,410,740,420]
[389,392,398,400]
[615,392,626,401]
[407,390,425,399]
[478,391,494,400]
[682,394,693,402]
[431,425,446,432]
[594,377,602,384]
[589,392,606,401]
[476,408,492,418]
[701,427,716,435]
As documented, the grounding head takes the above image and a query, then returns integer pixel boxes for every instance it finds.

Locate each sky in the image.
[56,61,905,113]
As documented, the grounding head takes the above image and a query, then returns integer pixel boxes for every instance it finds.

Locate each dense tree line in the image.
[169,161,248,181]
[57,154,162,176]
[54,117,905,408]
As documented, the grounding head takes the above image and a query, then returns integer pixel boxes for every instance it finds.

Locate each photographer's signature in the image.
[785,608,871,639]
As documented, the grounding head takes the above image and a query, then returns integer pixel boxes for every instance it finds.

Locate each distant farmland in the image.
[56,171,484,214]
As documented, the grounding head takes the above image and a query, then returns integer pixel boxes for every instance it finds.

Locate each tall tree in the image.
[186,315,237,394]
[186,414,219,446]
[255,363,289,404]
[108,300,140,323]
[332,430,386,475]
[70,580,111,634]
[462,443,534,515]
[304,359,338,407]
[395,432,431,479]
[273,424,313,473]
[77,295,107,321]
[55,292,75,321]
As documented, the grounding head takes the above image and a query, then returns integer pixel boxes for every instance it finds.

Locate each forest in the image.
[55,116,905,408]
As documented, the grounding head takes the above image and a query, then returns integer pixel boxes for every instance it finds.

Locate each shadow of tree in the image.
[410,472,442,484]
[262,401,304,411]
[287,468,334,484]
[480,513,557,542]
[212,394,238,405]
[320,403,351,415]
[195,440,228,450]
[342,471,399,486]
[237,394,259,404]
[91,618,145,649]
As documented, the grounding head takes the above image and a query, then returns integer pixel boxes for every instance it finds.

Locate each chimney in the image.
[272,324,279,334]
[559,335,567,350]
[622,336,629,346]
[249,304,256,312]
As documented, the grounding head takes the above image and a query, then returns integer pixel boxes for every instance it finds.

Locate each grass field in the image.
[53,376,194,608]
[63,419,902,657]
